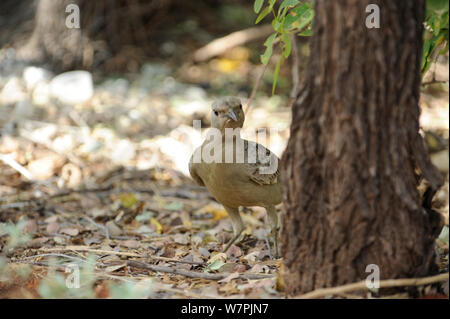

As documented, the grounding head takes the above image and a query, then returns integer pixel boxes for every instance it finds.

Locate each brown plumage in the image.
[189,96,282,256]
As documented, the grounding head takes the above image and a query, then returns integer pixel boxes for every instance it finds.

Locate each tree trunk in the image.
[19,0,172,72]
[280,0,444,295]
[19,0,90,71]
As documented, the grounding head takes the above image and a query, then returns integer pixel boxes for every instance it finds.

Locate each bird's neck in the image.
[220,127,242,142]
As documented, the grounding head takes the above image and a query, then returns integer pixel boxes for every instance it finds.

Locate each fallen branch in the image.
[38,246,204,265]
[295,273,449,299]
[127,260,275,281]
[0,153,33,180]
[421,79,449,86]
[193,25,274,62]
[0,201,32,210]
[19,129,85,168]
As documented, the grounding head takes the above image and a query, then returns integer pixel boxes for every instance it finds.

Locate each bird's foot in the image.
[222,230,244,253]
[265,237,273,259]
[240,234,257,247]
[271,227,280,259]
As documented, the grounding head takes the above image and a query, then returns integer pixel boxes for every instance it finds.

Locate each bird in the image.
[189,96,282,257]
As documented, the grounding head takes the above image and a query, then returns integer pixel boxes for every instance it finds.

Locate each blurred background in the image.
[0,0,448,298]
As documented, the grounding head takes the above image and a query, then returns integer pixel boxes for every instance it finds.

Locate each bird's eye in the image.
[239,104,242,110]
[214,111,219,116]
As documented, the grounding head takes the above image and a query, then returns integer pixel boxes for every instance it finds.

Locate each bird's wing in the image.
[189,150,205,186]
[243,140,280,186]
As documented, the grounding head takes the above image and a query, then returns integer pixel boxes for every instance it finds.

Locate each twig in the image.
[127,260,276,281]
[13,260,67,271]
[295,273,449,299]
[421,79,449,86]
[38,246,204,265]
[0,153,33,180]
[49,185,114,199]
[151,282,219,299]
[245,63,268,116]
[17,253,89,264]
[0,201,32,210]
[193,24,274,62]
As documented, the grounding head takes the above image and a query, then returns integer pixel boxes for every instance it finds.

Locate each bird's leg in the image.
[266,205,279,258]
[223,206,244,253]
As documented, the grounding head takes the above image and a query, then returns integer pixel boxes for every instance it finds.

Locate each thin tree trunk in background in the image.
[281,0,444,295]
[20,0,91,71]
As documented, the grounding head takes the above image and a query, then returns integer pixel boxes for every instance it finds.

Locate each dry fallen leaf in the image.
[46,222,59,234]
[24,219,38,234]
[60,227,79,236]
[225,244,242,259]
[104,263,127,273]
[121,239,140,249]
[207,252,227,265]
[150,218,163,234]
[106,220,122,236]
[201,203,228,221]
[173,233,190,245]
[218,272,240,283]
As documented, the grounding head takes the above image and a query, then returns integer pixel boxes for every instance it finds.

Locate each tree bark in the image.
[20,0,91,71]
[19,0,173,72]
[280,0,444,295]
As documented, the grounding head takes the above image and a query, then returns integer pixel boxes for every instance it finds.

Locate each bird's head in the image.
[211,96,245,131]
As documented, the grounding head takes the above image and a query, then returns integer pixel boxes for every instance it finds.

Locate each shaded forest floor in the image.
[0,16,449,298]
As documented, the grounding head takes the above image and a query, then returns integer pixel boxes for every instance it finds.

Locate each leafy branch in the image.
[254,0,314,94]
[256,0,449,94]
[422,0,449,77]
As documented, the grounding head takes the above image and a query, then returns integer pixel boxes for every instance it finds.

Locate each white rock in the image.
[32,82,50,105]
[49,71,93,104]
[111,139,136,164]
[12,100,34,119]
[155,136,192,175]
[431,149,449,173]
[23,66,51,90]
[185,86,206,100]
[0,77,26,104]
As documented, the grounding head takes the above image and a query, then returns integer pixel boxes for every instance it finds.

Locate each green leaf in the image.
[272,18,283,32]
[296,8,314,30]
[164,201,184,211]
[283,13,298,29]
[261,33,277,65]
[279,0,300,12]
[254,0,264,13]
[292,3,311,17]
[207,260,225,271]
[120,193,139,208]
[283,4,314,30]
[281,33,291,58]
[298,28,313,36]
[422,38,432,70]
[439,225,449,244]
[261,46,273,65]
[255,6,272,24]
[264,32,277,47]
[427,0,449,12]
[272,56,283,95]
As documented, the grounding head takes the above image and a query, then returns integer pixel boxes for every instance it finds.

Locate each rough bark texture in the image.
[280,0,444,295]
[19,0,172,72]
[20,0,92,71]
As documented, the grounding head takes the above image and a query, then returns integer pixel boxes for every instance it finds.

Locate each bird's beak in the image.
[226,109,238,122]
